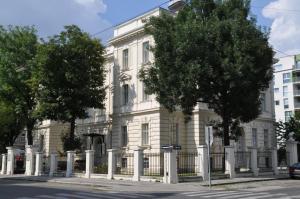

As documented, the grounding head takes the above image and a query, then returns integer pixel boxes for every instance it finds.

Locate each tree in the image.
[34,25,106,150]
[0,26,39,145]
[139,0,274,146]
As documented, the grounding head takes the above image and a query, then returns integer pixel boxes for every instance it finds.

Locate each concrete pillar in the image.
[286,141,298,166]
[197,145,208,181]
[49,153,57,177]
[133,147,143,181]
[107,149,117,180]
[248,147,258,176]
[85,150,94,178]
[0,154,7,175]
[25,145,34,176]
[225,146,236,179]
[163,147,178,184]
[272,148,279,175]
[6,147,15,175]
[34,152,43,176]
[66,151,75,177]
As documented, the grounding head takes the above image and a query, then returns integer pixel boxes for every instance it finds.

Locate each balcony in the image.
[293,77,300,84]
[293,62,300,72]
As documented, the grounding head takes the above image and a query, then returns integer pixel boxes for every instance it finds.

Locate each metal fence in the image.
[74,153,86,174]
[177,152,199,177]
[210,153,225,173]
[142,152,164,177]
[57,155,67,173]
[235,151,251,172]
[42,155,50,175]
[257,150,272,170]
[114,151,134,175]
[94,153,108,174]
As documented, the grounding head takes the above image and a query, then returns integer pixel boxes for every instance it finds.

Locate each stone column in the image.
[6,147,15,175]
[66,151,75,177]
[49,153,57,177]
[197,145,208,181]
[225,146,236,179]
[0,154,7,175]
[107,149,117,180]
[286,140,298,166]
[85,150,94,178]
[34,152,43,176]
[25,145,34,176]
[163,147,178,184]
[272,148,279,175]
[248,147,258,176]
[133,147,143,181]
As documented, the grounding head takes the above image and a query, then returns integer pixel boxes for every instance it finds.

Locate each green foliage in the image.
[0,25,39,145]
[139,0,274,145]
[61,133,82,152]
[93,164,108,174]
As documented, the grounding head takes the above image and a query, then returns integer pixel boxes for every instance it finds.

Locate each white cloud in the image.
[262,0,300,56]
[0,0,111,41]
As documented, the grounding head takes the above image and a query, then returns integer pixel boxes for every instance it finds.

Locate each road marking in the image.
[57,193,97,199]
[242,193,287,199]
[77,192,119,199]
[188,191,236,197]
[37,195,68,199]
[221,192,268,199]
[202,191,253,198]
[181,191,211,195]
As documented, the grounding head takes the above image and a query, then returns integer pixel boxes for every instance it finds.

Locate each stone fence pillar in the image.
[85,150,94,178]
[133,147,143,181]
[66,151,75,177]
[107,149,117,180]
[0,154,7,175]
[287,141,298,166]
[248,147,258,176]
[6,147,15,175]
[272,148,279,175]
[49,153,57,177]
[225,146,235,179]
[34,152,43,176]
[163,147,178,184]
[197,145,208,181]
[25,145,34,176]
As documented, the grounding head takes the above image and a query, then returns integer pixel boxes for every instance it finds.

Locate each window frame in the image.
[121,125,128,147]
[122,48,129,70]
[142,123,149,146]
[142,41,150,64]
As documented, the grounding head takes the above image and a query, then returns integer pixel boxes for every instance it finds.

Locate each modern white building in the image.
[273,54,300,122]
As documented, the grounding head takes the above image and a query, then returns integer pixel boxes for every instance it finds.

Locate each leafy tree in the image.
[34,25,106,149]
[0,26,39,145]
[139,0,274,146]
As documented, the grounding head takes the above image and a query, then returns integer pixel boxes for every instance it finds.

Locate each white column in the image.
[248,147,258,176]
[49,153,57,177]
[225,146,236,179]
[272,148,279,175]
[197,145,208,181]
[66,151,75,177]
[133,147,143,181]
[6,147,15,175]
[163,148,178,184]
[0,154,7,175]
[85,150,94,178]
[25,145,34,176]
[286,141,298,166]
[107,149,117,180]
[34,152,43,176]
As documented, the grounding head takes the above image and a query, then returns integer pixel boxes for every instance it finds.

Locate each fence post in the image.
[6,147,15,175]
[248,147,258,176]
[163,147,178,184]
[85,150,94,178]
[197,145,208,181]
[225,146,235,179]
[49,153,57,177]
[133,147,143,181]
[286,140,298,166]
[107,149,117,180]
[66,151,75,177]
[34,152,43,176]
[25,145,34,176]
[0,154,7,175]
[272,148,279,175]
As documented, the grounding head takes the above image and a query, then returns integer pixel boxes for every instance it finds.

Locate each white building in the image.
[273,54,300,122]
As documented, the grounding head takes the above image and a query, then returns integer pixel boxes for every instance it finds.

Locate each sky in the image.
[0,0,299,56]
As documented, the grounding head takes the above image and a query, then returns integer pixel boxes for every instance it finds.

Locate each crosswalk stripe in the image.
[76,192,119,199]
[181,191,211,195]
[57,193,96,199]
[221,192,269,199]
[202,191,252,198]
[37,195,68,199]
[188,191,236,197]
[242,193,287,199]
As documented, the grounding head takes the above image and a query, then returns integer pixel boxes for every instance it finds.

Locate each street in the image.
[1,179,300,199]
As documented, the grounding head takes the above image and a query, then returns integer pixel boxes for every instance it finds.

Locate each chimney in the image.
[168,0,185,12]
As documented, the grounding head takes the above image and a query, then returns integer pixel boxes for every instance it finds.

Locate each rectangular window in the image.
[121,158,127,168]
[252,128,257,147]
[274,64,283,71]
[264,129,269,148]
[283,86,288,97]
[122,49,129,70]
[121,126,128,147]
[274,88,279,93]
[284,98,289,109]
[296,61,300,69]
[123,84,129,105]
[275,100,280,105]
[285,111,292,122]
[283,73,291,83]
[142,123,149,145]
[142,83,149,101]
[142,41,150,64]
[143,157,149,169]
[260,93,266,111]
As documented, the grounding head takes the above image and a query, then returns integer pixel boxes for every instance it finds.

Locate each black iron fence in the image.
[177,152,199,177]
[74,153,86,174]
[94,153,108,174]
[257,150,272,170]
[210,152,225,173]
[235,151,251,172]
[42,155,50,175]
[114,151,134,175]
[57,155,67,173]
[142,152,164,177]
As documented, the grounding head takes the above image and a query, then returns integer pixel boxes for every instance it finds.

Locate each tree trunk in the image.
[26,121,35,146]
[222,119,230,146]
[70,117,76,141]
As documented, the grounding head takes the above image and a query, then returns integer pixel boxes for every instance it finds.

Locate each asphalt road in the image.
[1,179,300,199]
